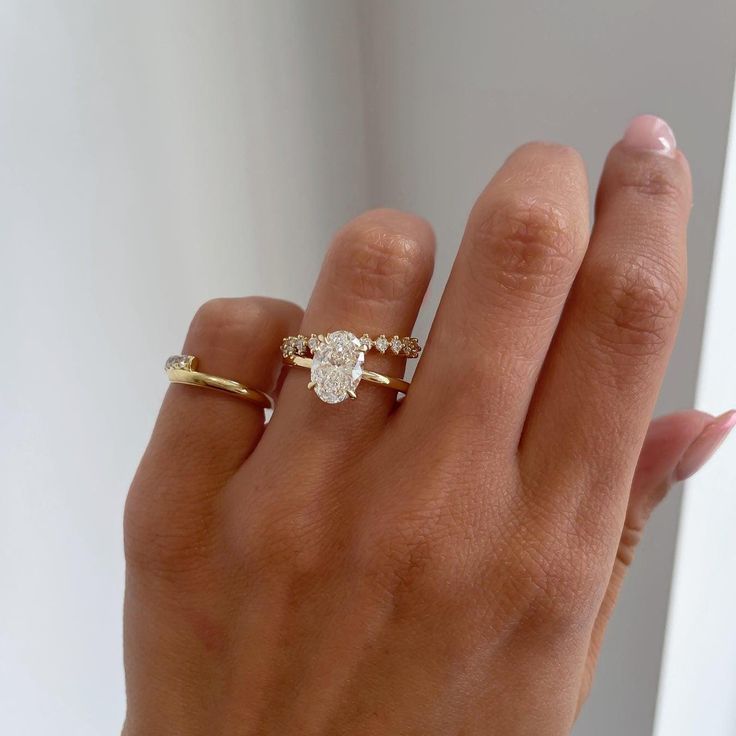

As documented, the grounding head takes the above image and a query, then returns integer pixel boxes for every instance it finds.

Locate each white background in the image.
[654,74,736,735]
[1,2,734,734]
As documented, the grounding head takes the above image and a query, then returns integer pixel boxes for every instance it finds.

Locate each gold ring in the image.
[282,332,421,358]
[165,355,273,409]
[281,331,414,404]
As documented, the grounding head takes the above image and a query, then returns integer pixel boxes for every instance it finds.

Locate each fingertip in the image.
[618,116,691,199]
[644,409,714,446]
[595,135,693,223]
[622,114,676,158]
[629,410,715,518]
[675,409,736,481]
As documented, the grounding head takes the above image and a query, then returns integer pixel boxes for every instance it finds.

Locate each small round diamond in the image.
[374,335,389,354]
[281,338,294,357]
[294,336,307,355]
[402,337,421,357]
[307,334,319,352]
[165,355,192,370]
[390,336,402,354]
[359,334,372,351]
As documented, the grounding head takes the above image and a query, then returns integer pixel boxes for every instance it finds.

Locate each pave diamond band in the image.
[281,332,421,359]
[282,331,412,404]
[165,355,273,409]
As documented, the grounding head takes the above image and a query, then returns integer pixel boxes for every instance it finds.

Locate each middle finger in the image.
[406,143,590,455]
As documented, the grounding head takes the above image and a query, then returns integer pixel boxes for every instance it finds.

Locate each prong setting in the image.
[282,330,423,404]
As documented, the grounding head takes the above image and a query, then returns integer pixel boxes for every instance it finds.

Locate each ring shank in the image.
[166,365,273,409]
[283,354,410,394]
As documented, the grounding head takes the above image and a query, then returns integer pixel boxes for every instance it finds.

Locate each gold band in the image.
[283,354,410,395]
[165,355,273,409]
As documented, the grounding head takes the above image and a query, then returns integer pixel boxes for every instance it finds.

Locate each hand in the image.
[123,116,732,734]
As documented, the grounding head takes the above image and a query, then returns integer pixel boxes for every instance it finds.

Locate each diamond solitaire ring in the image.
[281,331,419,404]
[165,355,273,409]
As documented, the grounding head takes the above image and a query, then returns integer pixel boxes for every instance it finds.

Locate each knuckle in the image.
[616,522,643,569]
[227,499,332,581]
[328,211,433,305]
[352,510,463,609]
[469,194,581,303]
[502,525,601,633]
[479,491,610,635]
[363,533,432,601]
[613,158,689,209]
[590,254,685,358]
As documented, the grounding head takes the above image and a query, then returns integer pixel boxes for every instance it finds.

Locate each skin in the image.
[124,137,698,734]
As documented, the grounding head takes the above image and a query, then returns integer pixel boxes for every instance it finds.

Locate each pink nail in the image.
[623,114,677,157]
[675,410,736,481]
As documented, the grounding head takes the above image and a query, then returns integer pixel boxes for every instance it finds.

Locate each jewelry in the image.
[282,332,421,359]
[165,355,273,409]
[281,331,413,404]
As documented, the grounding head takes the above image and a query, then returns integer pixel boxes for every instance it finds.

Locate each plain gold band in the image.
[165,357,273,409]
[283,354,410,394]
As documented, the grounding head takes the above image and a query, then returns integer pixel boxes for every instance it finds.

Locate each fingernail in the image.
[622,114,677,157]
[675,409,736,481]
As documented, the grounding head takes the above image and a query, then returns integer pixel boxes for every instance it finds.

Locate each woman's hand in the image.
[123,117,732,734]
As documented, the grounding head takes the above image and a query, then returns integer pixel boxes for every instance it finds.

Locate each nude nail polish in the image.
[675,410,736,481]
[623,114,677,157]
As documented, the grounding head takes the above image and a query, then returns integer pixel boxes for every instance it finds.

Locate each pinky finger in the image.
[124,297,302,574]
[578,409,736,707]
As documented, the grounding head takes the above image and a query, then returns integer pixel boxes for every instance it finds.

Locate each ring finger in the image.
[268,208,435,447]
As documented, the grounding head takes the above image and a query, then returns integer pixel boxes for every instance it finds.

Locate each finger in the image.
[521,116,692,533]
[579,409,735,707]
[125,297,302,564]
[406,143,589,452]
[271,208,435,440]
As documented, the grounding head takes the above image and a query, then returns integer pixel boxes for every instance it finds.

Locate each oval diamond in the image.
[310,331,365,403]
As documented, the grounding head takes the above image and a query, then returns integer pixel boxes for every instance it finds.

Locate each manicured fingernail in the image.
[623,114,677,157]
[675,410,736,481]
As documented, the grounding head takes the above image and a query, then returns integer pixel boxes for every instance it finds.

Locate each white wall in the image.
[654,73,736,736]
[1,2,734,734]
[0,2,368,733]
